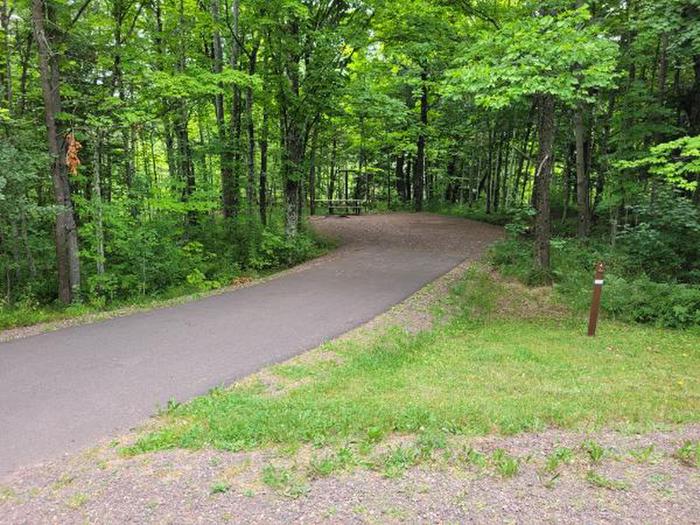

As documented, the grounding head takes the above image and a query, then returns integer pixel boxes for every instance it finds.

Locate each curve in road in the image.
[0,213,502,477]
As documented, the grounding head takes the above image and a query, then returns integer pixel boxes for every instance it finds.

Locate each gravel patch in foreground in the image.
[1,426,698,524]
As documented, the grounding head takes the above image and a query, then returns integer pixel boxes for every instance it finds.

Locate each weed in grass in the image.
[582,440,605,464]
[461,447,487,469]
[491,449,519,478]
[675,441,700,467]
[416,431,447,459]
[545,447,575,472]
[261,464,291,489]
[0,486,16,502]
[66,492,89,509]
[336,446,356,468]
[309,446,357,478]
[210,481,231,495]
[358,440,375,457]
[586,470,628,491]
[242,488,255,497]
[380,445,421,478]
[261,465,309,498]
[366,426,384,444]
[649,472,672,496]
[309,456,336,478]
[629,445,656,463]
[52,474,75,491]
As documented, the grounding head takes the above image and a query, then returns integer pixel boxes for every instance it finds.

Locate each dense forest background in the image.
[1,0,699,327]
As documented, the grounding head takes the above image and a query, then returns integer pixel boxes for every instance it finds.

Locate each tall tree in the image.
[31,0,81,303]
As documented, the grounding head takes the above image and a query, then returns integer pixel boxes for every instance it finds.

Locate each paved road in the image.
[0,213,502,477]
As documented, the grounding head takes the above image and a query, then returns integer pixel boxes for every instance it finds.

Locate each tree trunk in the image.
[414,70,428,212]
[223,0,241,218]
[176,0,195,226]
[534,94,555,273]
[259,108,268,225]
[277,17,307,237]
[282,110,304,237]
[309,128,317,215]
[246,44,258,218]
[328,136,337,213]
[395,153,405,202]
[689,54,700,135]
[574,107,590,237]
[18,33,32,114]
[1,0,12,108]
[211,0,234,218]
[92,130,105,276]
[32,0,81,303]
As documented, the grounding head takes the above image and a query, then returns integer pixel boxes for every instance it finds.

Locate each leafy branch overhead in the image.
[446,8,619,109]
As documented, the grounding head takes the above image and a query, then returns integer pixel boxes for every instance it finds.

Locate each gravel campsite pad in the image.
[1,426,698,524]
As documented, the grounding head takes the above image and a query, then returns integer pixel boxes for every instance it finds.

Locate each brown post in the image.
[587,262,605,336]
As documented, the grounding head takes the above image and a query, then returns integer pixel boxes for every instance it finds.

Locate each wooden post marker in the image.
[587,262,605,336]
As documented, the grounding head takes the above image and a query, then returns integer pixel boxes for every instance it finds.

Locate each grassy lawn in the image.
[126,268,700,458]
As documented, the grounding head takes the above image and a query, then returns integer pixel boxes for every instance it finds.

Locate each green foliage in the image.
[617,136,700,191]
[675,440,700,468]
[491,449,519,478]
[585,470,628,491]
[380,445,422,478]
[447,7,619,109]
[0,214,328,330]
[209,481,231,495]
[261,465,309,498]
[249,228,327,271]
[582,440,605,464]
[616,192,700,282]
[545,447,574,473]
[490,213,700,329]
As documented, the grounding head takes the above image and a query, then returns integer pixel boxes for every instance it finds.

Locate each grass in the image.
[630,445,656,463]
[261,465,309,498]
[582,441,605,464]
[124,267,700,463]
[585,470,629,491]
[675,441,700,467]
[545,447,574,472]
[65,492,89,509]
[210,481,231,495]
[491,449,519,478]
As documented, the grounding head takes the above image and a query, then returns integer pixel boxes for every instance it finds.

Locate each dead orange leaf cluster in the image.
[65,133,82,175]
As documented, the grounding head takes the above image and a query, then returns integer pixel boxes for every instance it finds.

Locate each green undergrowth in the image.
[490,237,700,329]
[124,267,700,458]
[0,226,333,332]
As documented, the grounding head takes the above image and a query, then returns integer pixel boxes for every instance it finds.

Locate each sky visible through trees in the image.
[0,0,699,322]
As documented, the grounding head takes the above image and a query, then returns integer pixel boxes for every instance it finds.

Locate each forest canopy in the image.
[1,0,699,326]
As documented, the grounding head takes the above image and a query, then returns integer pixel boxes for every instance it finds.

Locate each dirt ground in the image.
[1,424,698,524]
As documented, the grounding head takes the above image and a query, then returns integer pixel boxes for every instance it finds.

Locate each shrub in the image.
[490,236,700,328]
